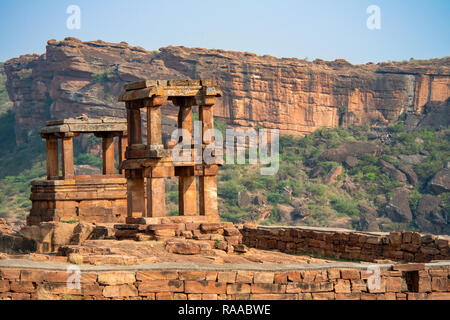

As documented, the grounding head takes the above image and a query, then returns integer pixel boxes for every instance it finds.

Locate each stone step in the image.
[147,224,180,231]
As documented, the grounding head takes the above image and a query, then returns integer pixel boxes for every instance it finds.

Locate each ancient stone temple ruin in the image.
[118,79,222,223]
[28,117,128,225]
[28,80,242,245]
[111,80,242,243]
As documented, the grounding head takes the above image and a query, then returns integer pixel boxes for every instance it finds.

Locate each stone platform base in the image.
[28,176,127,225]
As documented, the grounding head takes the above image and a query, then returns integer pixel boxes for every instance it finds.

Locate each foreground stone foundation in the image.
[29,176,127,225]
[0,259,448,300]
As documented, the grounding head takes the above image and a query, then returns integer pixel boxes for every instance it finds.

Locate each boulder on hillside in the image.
[429,168,450,194]
[359,214,380,232]
[343,179,360,195]
[329,217,352,229]
[358,203,378,217]
[323,165,343,184]
[319,141,382,162]
[385,187,412,223]
[379,159,407,183]
[344,156,358,168]
[398,164,418,185]
[398,154,425,165]
[252,195,265,206]
[358,204,380,232]
[238,191,251,207]
[416,194,439,217]
[291,198,311,219]
[376,217,394,232]
[415,217,435,234]
[277,204,295,223]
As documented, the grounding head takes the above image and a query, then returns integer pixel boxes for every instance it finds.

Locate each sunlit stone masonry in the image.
[115,80,242,244]
[118,80,222,223]
[29,117,128,225]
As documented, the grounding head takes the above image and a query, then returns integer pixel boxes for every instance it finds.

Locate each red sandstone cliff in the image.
[4,37,450,144]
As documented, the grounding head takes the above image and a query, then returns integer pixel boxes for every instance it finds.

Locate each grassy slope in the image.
[215,122,449,232]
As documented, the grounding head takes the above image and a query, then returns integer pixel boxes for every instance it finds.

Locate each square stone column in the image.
[45,135,59,180]
[118,132,128,174]
[198,99,219,218]
[199,105,214,144]
[126,102,142,146]
[126,169,145,219]
[199,175,218,217]
[178,167,197,216]
[147,177,166,217]
[61,136,74,179]
[145,96,165,147]
[101,133,115,175]
[175,97,197,216]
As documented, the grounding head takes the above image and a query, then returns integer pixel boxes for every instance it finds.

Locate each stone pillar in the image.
[127,102,142,145]
[175,97,197,216]
[102,133,115,175]
[199,104,214,144]
[145,96,165,147]
[118,132,128,174]
[126,169,145,219]
[61,135,74,179]
[199,175,219,217]
[147,177,166,217]
[198,98,219,218]
[45,135,59,180]
[145,96,166,217]
[178,167,197,216]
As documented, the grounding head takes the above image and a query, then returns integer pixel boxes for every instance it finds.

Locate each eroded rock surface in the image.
[4,38,450,145]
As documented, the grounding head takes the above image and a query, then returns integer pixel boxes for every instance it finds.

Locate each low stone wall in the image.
[241,225,450,263]
[0,259,448,300]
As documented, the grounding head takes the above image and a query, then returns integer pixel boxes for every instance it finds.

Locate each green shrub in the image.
[330,197,359,217]
[218,180,243,205]
[74,153,102,168]
[307,183,328,197]
[91,66,118,84]
[409,189,422,212]
[267,192,284,204]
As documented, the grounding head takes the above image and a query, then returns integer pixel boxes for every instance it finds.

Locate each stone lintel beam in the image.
[118,80,222,103]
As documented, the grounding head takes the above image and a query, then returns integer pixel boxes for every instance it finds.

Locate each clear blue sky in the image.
[0,0,448,64]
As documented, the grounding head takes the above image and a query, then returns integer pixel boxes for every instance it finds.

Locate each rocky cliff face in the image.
[4,37,450,144]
